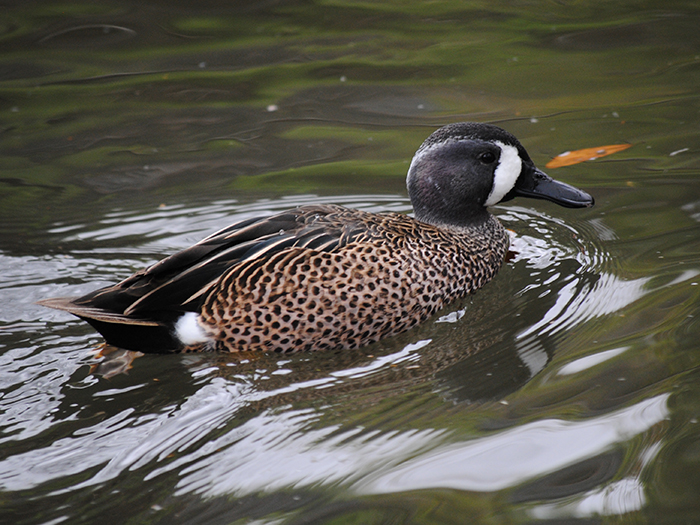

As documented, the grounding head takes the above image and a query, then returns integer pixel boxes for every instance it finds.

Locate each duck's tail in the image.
[38,297,182,353]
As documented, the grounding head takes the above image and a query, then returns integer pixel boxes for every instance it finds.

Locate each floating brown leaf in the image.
[546,144,631,168]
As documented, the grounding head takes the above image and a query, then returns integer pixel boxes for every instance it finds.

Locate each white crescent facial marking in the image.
[484,142,522,207]
[175,312,212,346]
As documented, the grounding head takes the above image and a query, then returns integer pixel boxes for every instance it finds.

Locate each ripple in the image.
[499,205,615,275]
[0,336,92,446]
[497,206,652,346]
[356,394,669,495]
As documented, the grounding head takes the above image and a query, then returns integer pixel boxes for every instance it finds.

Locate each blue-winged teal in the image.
[39,122,593,353]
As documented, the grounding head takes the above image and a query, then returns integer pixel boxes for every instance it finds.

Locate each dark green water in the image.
[2,1,700,523]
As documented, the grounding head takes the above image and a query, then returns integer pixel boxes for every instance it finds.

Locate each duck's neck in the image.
[413,202,493,229]
[451,213,504,239]
[430,213,509,260]
[416,206,494,232]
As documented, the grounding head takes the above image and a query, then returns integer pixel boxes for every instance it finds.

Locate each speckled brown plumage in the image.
[198,205,508,352]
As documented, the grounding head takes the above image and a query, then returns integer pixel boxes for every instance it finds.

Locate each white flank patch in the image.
[175,312,212,346]
[484,142,522,206]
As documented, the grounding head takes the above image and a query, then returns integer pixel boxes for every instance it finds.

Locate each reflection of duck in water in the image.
[39,122,593,353]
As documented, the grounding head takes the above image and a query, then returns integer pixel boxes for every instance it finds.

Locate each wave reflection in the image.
[356,394,668,495]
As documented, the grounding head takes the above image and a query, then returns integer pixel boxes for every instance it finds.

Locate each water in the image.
[2,1,700,523]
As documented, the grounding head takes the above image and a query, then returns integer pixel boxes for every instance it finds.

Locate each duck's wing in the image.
[38,204,368,325]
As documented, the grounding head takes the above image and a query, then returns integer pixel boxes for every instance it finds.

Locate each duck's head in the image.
[407,122,594,227]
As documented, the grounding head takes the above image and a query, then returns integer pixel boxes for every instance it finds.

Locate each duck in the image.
[39,122,593,353]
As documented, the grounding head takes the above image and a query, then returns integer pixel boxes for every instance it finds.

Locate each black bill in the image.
[509,163,594,208]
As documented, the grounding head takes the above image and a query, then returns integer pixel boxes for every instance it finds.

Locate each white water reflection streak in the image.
[356,394,668,495]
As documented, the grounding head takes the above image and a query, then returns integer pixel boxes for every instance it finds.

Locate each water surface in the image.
[2,1,700,523]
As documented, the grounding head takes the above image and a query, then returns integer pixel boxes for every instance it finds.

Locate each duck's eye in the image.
[479,151,497,164]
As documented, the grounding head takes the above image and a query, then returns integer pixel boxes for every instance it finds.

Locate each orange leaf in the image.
[546,143,631,168]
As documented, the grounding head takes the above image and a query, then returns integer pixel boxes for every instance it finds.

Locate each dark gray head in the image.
[407,122,594,227]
